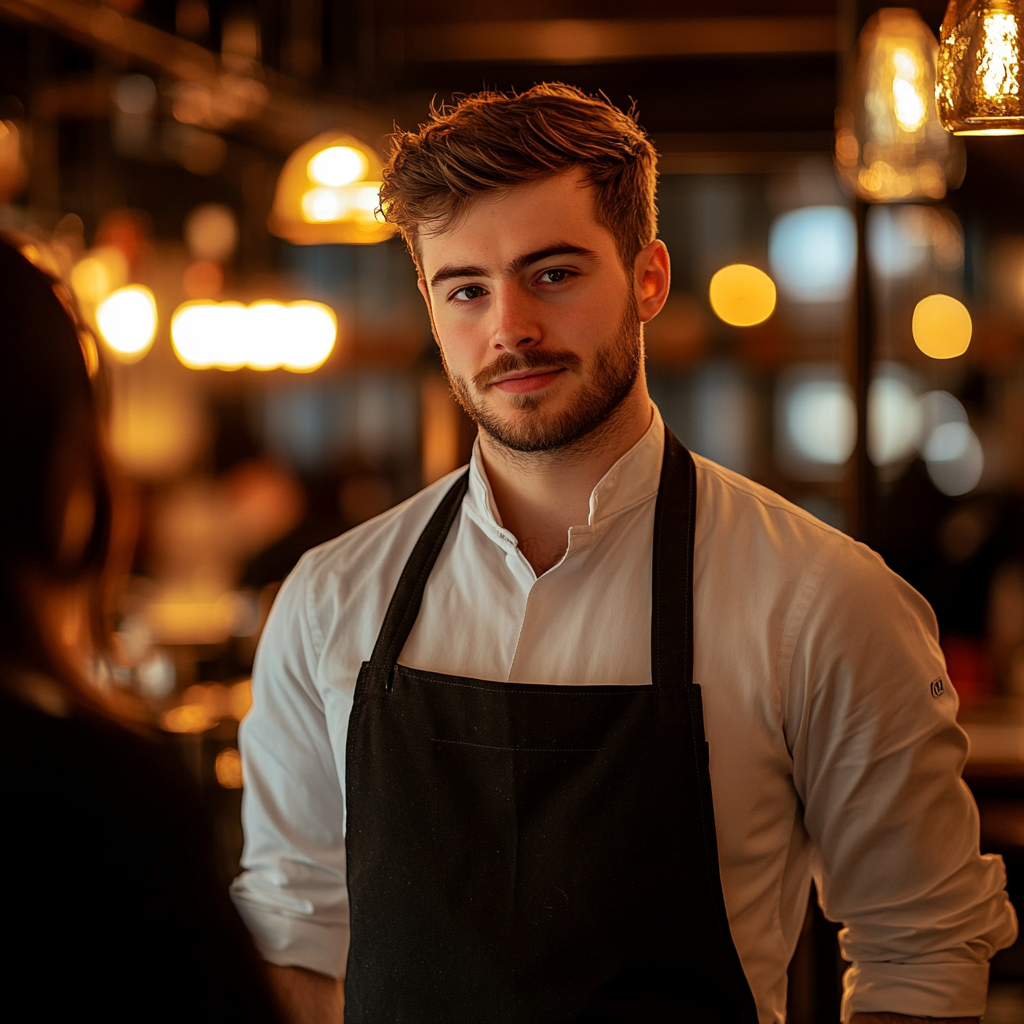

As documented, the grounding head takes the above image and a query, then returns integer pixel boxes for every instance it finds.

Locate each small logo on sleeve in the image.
[930,678,945,698]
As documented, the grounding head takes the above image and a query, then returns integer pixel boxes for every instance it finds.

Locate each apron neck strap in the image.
[366,469,470,672]
[651,427,697,689]
[365,426,696,690]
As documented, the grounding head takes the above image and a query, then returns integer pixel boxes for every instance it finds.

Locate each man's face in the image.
[417,170,649,454]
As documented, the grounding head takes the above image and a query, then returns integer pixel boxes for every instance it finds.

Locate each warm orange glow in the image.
[171,299,337,371]
[269,131,395,245]
[162,703,217,734]
[95,285,157,362]
[709,264,777,326]
[912,294,973,357]
[215,747,244,789]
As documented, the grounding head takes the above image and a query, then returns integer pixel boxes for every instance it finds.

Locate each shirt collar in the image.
[463,404,665,550]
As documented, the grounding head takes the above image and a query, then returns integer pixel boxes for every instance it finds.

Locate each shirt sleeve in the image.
[230,552,351,978]
[787,538,1018,1022]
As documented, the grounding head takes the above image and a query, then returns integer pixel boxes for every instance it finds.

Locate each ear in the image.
[633,239,670,324]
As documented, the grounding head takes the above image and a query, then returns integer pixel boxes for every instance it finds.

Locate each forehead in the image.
[416,169,615,278]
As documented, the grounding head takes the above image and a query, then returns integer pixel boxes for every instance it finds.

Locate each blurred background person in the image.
[0,237,284,1023]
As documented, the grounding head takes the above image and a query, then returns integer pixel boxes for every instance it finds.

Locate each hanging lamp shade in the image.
[268,131,397,245]
[836,8,964,202]
[937,0,1024,134]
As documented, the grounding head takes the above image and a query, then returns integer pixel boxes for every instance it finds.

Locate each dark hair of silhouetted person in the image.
[0,236,115,704]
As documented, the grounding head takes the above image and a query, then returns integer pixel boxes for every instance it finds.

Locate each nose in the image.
[488,285,541,352]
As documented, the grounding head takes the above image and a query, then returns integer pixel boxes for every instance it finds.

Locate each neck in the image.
[478,380,653,575]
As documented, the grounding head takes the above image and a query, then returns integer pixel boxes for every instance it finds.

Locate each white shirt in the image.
[231,405,1017,1023]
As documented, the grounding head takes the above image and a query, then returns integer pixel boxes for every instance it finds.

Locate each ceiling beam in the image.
[403,17,838,64]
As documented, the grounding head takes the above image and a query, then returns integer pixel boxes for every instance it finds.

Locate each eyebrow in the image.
[429,243,600,289]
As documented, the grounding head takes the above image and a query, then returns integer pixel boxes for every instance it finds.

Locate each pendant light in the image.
[937,0,1024,134]
[269,131,396,245]
[836,9,964,202]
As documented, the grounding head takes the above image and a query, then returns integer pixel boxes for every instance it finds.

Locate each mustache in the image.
[472,348,584,389]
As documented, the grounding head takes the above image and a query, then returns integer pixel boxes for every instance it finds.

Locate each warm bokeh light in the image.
[708,264,777,326]
[215,747,244,789]
[95,285,158,361]
[71,246,129,306]
[171,299,337,371]
[912,294,973,358]
[307,145,368,187]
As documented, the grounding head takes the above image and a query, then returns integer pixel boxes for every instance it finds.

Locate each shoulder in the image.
[262,468,469,662]
[691,453,937,647]
[292,467,467,602]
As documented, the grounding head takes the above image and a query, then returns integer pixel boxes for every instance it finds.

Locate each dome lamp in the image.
[268,132,396,245]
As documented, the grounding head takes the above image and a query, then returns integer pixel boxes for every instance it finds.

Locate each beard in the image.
[443,297,643,454]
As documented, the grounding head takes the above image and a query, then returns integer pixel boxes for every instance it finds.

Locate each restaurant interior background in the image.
[1,0,1023,1018]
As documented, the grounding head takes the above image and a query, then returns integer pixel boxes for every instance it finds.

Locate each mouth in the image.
[489,367,567,395]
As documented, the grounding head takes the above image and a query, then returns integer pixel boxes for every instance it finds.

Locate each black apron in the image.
[344,428,759,1024]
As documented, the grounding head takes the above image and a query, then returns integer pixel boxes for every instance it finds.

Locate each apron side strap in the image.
[651,427,697,689]
[367,470,471,672]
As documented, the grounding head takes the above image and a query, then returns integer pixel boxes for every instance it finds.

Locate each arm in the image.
[787,542,1017,1022]
[267,965,344,1024]
[230,556,352,985]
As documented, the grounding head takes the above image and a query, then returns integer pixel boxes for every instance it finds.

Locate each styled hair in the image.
[0,237,115,701]
[380,83,659,275]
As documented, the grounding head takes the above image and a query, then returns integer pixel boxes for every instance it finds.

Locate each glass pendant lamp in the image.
[836,9,963,202]
[938,0,1024,134]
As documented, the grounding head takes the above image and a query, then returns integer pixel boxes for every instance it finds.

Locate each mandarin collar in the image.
[463,404,664,551]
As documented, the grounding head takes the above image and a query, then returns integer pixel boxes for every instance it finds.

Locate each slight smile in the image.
[490,368,566,395]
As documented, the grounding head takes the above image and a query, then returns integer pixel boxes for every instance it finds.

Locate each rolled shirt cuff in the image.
[231,892,350,980]
[841,960,990,1022]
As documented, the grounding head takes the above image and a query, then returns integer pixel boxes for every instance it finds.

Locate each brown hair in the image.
[0,236,118,712]
[380,83,659,275]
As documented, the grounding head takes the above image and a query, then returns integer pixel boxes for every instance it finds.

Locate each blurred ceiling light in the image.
[836,9,963,201]
[114,74,156,115]
[784,379,857,466]
[912,293,973,357]
[71,246,129,306]
[924,420,985,493]
[184,203,238,262]
[708,264,777,326]
[308,145,369,187]
[171,300,338,371]
[938,0,1024,134]
[269,131,396,244]
[769,206,857,302]
[95,285,158,362]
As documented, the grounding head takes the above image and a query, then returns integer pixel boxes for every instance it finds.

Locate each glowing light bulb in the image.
[301,187,346,223]
[96,285,157,361]
[708,264,777,327]
[837,9,960,201]
[938,0,1024,135]
[307,145,368,187]
[912,294,973,358]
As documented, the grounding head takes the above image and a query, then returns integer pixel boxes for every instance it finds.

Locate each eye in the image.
[450,284,486,303]
[538,268,573,284]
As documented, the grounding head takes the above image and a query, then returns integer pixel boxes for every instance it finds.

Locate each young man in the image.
[232,85,1017,1023]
